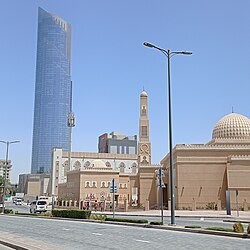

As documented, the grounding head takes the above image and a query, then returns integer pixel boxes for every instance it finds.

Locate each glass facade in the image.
[31,8,72,174]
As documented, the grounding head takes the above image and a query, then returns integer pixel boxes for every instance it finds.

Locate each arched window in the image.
[132,162,137,174]
[73,161,81,170]
[63,160,70,176]
[84,161,90,168]
[105,161,111,168]
[119,162,125,173]
[101,181,106,188]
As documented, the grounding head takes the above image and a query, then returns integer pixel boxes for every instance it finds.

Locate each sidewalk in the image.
[95,209,250,221]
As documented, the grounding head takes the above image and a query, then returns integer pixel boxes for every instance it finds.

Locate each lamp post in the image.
[0,140,20,214]
[67,112,75,171]
[143,42,192,225]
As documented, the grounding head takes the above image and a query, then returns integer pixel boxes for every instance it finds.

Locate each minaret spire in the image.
[138,90,151,165]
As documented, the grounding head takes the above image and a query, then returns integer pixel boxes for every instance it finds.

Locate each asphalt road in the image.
[0,215,249,250]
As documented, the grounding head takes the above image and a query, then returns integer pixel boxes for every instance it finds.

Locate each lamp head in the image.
[182,51,192,55]
[143,42,155,48]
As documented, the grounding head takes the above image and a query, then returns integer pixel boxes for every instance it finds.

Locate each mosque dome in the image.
[212,113,250,140]
[140,91,148,97]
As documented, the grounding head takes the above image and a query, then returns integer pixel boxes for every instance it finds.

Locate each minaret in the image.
[138,90,151,165]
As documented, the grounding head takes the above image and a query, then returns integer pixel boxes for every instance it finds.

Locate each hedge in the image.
[52,209,91,219]
[185,225,201,229]
[205,227,234,232]
[150,221,163,225]
[105,217,148,224]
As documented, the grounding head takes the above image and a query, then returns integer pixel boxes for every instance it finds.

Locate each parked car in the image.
[30,200,47,213]
[15,198,22,205]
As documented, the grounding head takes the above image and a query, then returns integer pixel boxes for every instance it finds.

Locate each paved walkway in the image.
[96,209,250,221]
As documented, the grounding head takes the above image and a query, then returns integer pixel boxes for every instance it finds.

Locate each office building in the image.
[98,132,137,154]
[31,7,72,174]
[0,160,12,182]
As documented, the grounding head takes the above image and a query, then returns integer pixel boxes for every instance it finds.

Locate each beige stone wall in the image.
[176,163,226,209]
[58,171,80,205]
[79,171,118,203]
[27,181,40,196]
[161,145,250,210]
[139,166,158,209]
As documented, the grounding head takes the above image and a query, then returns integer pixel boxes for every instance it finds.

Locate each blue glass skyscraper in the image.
[31,7,72,174]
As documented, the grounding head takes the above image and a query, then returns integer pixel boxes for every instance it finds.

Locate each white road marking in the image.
[136,239,150,243]
[92,233,103,236]
[62,228,70,231]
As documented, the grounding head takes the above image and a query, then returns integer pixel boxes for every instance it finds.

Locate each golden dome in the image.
[212,113,250,140]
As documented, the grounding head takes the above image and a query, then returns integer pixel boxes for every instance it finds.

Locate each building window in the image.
[132,162,137,174]
[63,160,69,175]
[141,126,147,137]
[84,161,90,168]
[73,161,81,170]
[85,181,90,188]
[92,181,97,188]
[119,162,125,173]
[105,162,111,168]
[142,106,147,115]
[101,182,106,188]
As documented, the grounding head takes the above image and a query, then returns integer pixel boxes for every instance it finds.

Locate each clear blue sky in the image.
[1,0,250,183]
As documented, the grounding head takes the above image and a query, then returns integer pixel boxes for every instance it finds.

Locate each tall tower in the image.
[31,7,72,174]
[138,90,151,165]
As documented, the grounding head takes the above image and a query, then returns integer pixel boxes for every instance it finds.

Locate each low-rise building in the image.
[0,160,12,182]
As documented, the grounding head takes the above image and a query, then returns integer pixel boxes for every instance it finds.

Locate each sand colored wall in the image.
[161,145,250,210]
[139,166,159,208]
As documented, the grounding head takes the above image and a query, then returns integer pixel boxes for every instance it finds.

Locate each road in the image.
[6,201,30,214]
[0,215,249,250]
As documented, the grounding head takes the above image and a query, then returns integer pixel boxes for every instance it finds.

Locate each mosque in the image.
[161,112,250,210]
[53,91,250,211]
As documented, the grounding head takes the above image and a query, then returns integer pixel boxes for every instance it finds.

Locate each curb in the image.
[223,219,250,224]
[0,239,28,250]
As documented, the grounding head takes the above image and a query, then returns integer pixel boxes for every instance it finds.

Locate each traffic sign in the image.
[109,185,118,193]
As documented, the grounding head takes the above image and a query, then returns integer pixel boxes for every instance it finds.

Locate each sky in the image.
[0,0,250,183]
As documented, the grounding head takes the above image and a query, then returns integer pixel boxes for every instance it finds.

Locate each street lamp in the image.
[143,42,192,225]
[0,140,20,214]
[67,112,75,171]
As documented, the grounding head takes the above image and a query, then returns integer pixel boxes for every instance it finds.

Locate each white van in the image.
[30,200,47,213]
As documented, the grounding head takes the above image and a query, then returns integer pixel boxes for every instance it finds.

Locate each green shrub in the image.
[206,202,215,210]
[150,221,163,225]
[185,225,201,229]
[105,217,148,224]
[206,227,234,232]
[90,214,107,221]
[52,209,91,219]
[233,223,244,233]
[4,209,13,214]
[247,224,250,234]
